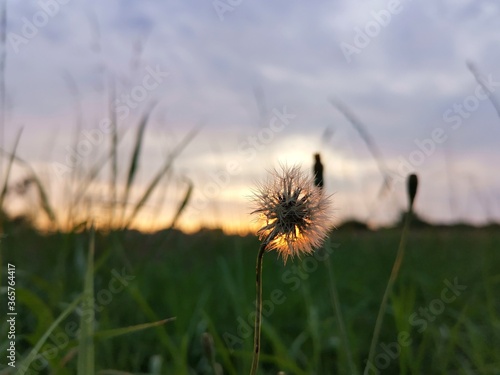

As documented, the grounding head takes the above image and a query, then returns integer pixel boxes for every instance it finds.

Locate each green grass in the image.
[1,224,499,374]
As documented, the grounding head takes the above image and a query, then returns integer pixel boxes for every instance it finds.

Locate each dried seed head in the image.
[407,173,419,210]
[251,165,333,262]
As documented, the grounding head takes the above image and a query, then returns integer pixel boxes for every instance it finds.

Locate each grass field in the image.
[1,222,499,375]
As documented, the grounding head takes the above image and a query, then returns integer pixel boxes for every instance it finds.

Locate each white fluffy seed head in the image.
[251,165,333,263]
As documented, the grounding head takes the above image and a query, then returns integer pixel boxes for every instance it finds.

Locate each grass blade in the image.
[78,228,95,375]
[15,295,82,375]
[329,99,392,196]
[123,125,200,228]
[61,71,84,227]
[168,178,193,229]
[125,285,185,372]
[15,288,54,344]
[0,150,57,225]
[28,171,58,226]
[108,77,118,226]
[467,61,500,119]
[71,125,130,211]
[121,102,157,223]
[94,317,176,341]
[0,128,22,218]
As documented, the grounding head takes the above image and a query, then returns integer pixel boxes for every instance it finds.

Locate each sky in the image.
[2,0,500,233]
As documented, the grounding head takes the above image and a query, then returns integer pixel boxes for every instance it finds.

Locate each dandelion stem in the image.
[250,240,268,375]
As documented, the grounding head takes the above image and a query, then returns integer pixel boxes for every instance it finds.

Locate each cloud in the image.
[4,0,500,230]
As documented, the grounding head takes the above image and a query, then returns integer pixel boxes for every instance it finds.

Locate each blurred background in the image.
[2,2,500,374]
[2,0,500,233]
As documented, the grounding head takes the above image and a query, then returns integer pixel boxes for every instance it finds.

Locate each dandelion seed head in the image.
[251,165,333,262]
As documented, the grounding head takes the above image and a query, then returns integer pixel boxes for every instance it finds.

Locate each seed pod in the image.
[407,173,419,210]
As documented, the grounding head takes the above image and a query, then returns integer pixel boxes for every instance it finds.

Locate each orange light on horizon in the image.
[27,211,257,237]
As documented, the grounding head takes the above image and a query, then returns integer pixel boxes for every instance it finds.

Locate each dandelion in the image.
[251,165,332,262]
[249,165,332,375]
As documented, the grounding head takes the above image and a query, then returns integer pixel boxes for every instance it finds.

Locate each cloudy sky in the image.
[3,0,500,232]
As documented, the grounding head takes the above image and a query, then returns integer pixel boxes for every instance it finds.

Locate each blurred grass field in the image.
[1,221,499,374]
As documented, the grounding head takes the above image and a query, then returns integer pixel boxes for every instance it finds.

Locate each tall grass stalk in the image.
[62,71,84,227]
[168,178,193,229]
[0,127,20,295]
[0,128,22,220]
[122,125,200,228]
[329,99,391,197]
[71,124,129,212]
[364,174,418,374]
[0,129,20,287]
[467,61,500,119]
[0,150,57,225]
[120,102,156,225]
[108,77,118,227]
